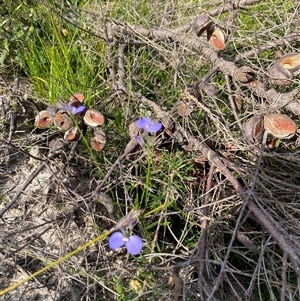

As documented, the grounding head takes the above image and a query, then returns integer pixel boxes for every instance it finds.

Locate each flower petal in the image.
[148,122,162,134]
[74,105,86,114]
[136,117,151,130]
[126,235,143,255]
[109,231,125,250]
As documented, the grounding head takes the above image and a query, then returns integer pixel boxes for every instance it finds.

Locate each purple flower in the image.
[109,231,143,255]
[65,104,86,115]
[136,117,162,134]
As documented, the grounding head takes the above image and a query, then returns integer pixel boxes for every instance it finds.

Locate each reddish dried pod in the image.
[69,92,85,103]
[267,63,293,86]
[90,129,107,151]
[94,128,107,144]
[176,100,194,117]
[64,126,78,141]
[277,53,300,72]
[90,137,105,151]
[84,109,105,127]
[264,114,297,139]
[201,82,218,97]
[34,110,53,128]
[242,115,264,143]
[49,138,65,152]
[54,111,74,131]
[207,25,226,50]
[234,66,257,83]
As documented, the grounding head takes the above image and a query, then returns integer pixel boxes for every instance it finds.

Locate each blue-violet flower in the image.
[109,231,143,255]
[65,104,86,115]
[136,117,162,134]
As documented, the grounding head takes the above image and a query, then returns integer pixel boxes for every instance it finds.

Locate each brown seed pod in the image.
[34,110,53,128]
[242,115,264,143]
[84,109,105,127]
[199,82,218,97]
[207,24,226,50]
[267,62,293,86]
[69,92,85,103]
[64,126,78,141]
[276,53,300,72]
[54,111,74,131]
[90,129,107,151]
[264,114,297,139]
[49,138,65,152]
[90,137,105,151]
[233,95,243,111]
[192,15,211,37]
[94,193,114,214]
[234,66,257,83]
[109,209,143,233]
[94,128,107,144]
[176,100,194,117]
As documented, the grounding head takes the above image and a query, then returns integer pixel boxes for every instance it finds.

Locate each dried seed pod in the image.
[49,138,65,152]
[46,105,58,118]
[90,129,106,151]
[207,24,226,50]
[94,193,114,214]
[199,82,218,97]
[109,209,143,233]
[84,108,105,127]
[69,92,85,103]
[176,100,194,117]
[94,128,107,144]
[234,66,257,83]
[64,126,77,141]
[267,62,293,86]
[129,121,139,139]
[54,111,74,131]
[242,115,264,143]
[264,114,296,139]
[233,95,243,111]
[34,110,53,128]
[276,53,300,72]
[192,15,211,37]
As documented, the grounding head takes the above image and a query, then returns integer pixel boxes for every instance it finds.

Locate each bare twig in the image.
[197,163,214,300]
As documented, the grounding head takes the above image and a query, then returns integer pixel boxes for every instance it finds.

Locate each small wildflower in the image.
[109,231,143,255]
[65,104,86,115]
[136,117,162,134]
